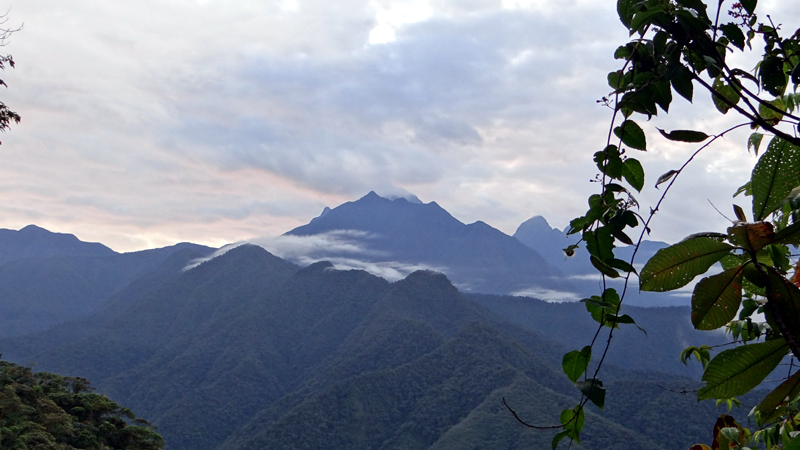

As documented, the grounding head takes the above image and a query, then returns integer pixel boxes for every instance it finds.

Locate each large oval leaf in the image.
[691,266,744,330]
[752,136,800,220]
[698,338,788,400]
[640,237,732,291]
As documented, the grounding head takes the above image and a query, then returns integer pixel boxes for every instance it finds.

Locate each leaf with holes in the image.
[727,222,775,252]
[760,56,788,97]
[691,266,744,330]
[751,137,800,220]
[698,338,788,400]
[640,237,733,292]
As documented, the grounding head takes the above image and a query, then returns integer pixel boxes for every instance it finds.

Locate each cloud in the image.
[248,231,445,281]
[184,242,247,271]
[251,230,386,261]
[299,256,445,282]
[511,287,580,302]
[1,0,797,253]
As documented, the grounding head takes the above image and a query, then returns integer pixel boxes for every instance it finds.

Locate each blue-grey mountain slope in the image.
[0,225,215,337]
[285,191,574,297]
[1,244,738,450]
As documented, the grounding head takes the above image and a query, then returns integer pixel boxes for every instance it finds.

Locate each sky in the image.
[0,0,798,252]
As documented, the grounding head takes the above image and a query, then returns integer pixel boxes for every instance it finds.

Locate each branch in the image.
[502,397,563,430]
[693,75,800,147]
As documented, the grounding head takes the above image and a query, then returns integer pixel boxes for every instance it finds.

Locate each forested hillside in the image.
[1,244,745,449]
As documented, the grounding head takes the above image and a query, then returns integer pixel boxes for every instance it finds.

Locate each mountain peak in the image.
[19,224,52,234]
[515,215,560,235]
[0,224,115,265]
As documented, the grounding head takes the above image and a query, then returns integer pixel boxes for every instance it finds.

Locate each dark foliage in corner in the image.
[0,360,164,450]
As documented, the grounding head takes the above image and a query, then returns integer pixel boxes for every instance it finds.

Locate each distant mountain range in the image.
[276,192,678,306]
[0,193,731,449]
[283,191,574,299]
[0,243,734,450]
[0,225,214,338]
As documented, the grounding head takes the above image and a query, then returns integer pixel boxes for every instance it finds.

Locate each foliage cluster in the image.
[534,0,800,448]
[0,360,164,450]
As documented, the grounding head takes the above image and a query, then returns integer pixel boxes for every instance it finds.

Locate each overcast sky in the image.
[0,0,797,252]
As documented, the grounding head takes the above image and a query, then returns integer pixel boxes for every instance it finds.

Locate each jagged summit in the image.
[282,192,573,297]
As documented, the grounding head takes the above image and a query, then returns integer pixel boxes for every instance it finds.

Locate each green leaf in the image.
[604,313,646,333]
[758,97,786,124]
[691,266,744,330]
[551,431,570,450]
[751,136,800,220]
[595,146,624,179]
[785,436,800,450]
[698,338,788,400]
[629,8,666,35]
[760,56,788,97]
[562,346,592,384]
[748,133,765,155]
[576,378,605,410]
[720,23,745,50]
[590,255,620,278]
[613,120,647,150]
[622,158,644,192]
[657,128,709,143]
[581,297,615,309]
[557,406,584,445]
[651,80,673,113]
[773,220,800,246]
[712,76,741,114]
[607,70,624,90]
[655,169,678,189]
[719,427,740,444]
[681,345,712,369]
[764,269,800,346]
[616,0,638,28]
[585,289,620,326]
[640,237,733,291]
[667,63,694,102]
[740,0,756,15]
[585,227,614,262]
[756,368,800,424]
[608,258,637,274]
[611,228,634,246]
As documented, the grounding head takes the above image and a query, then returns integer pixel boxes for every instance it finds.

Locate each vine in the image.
[505,1,800,448]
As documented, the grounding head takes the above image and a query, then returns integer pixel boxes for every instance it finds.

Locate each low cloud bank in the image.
[183,231,444,282]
